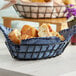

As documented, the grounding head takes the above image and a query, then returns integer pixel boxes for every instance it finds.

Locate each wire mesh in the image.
[13,4,66,19]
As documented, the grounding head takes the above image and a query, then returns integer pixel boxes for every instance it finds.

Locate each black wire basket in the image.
[0,24,76,60]
[13,4,66,19]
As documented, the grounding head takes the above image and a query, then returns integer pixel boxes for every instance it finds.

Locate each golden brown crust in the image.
[21,34,33,40]
[50,32,65,41]
[62,0,76,5]
[21,25,38,37]
[31,0,45,2]
[8,25,38,45]
[47,24,54,32]
[8,29,21,45]
[44,0,52,2]
[8,29,34,45]
[31,0,52,2]
[8,23,65,45]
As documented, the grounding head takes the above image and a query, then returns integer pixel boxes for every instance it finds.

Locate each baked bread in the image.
[8,29,21,45]
[21,0,31,2]
[31,0,51,2]
[50,32,65,41]
[21,25,38,37]
[8,29,33,44]
[44,0,51,2]
[9,25,38,44]
[38,23,65,41]
[31,0,45,2]
[62,0,76,5]
[21,34,33,40]
[38,23,53,37]
[47,23,54,32]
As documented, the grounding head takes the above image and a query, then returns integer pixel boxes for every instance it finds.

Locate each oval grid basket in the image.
[0,24,76,60]
[13,4,66,19]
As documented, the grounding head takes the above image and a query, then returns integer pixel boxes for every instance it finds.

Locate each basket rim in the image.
[14,3,66,7]
[6,37,68,46]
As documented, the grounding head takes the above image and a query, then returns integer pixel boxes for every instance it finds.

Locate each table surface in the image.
[0,31,76,76]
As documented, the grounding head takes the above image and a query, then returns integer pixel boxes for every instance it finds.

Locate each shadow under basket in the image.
[0,24,76,60]
[13,4,67,19]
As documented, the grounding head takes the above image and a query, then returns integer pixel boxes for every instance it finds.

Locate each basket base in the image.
[12,53,62,61]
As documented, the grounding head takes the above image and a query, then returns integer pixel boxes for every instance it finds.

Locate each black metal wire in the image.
[5,40,69,60]
[13,4,66,19]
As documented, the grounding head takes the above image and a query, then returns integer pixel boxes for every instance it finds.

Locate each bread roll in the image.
[38,23,53,37]
[21,0,31,2]
[21,25,38,37]
[31,0,45,2]
[47,24,54,32]
[31,0,52,2]
[21,34,33,40]
[8,29,21,45]
[50,32,65,41]
[62,0,76,5]
[38,23,65,41]
[44,0,51,2]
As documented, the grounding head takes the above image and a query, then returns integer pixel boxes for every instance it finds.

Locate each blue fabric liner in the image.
[21,37,61,44]
[0,24,76,60]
